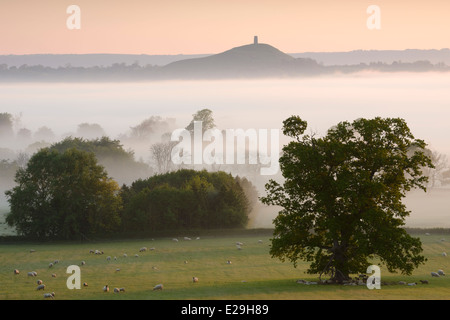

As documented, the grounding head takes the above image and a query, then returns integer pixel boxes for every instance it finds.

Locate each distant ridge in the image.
[160,42,320,78]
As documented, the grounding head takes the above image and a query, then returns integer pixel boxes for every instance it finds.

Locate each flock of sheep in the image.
[10,235,447,299]
[12,236,262,299]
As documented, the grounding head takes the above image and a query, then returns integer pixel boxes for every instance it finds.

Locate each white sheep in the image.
[114,288,120,293]
[443,252,447,257]
[226,260,232,264]
[258,240,263,243]
[123,253,127,258]
[14,269,19,275]
[51,274,56,278]
[27,271,37,277]
[49,263,53,268]
[172,238,179,242]
[236,242,243,246]
[53,260,59,264]
[153,284,163,290]
[103,285,109,292]
[139,247,147,252]
[184,237,192,241]
[135,254,139,258]
[37,279,43,285]
[36,284,45,291]
[43,292,55,299]
[106,256,111,261]
[119,288,125,292]
[193,277,199,283]
[407,282,417,286]
[81,261,86,266]
[438,269,445,276]
[431,272,440,277]
[29,249,36,253]
[83,282,88,287]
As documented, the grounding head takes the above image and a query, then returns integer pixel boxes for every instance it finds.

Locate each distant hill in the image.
[0,42,449,81]
[160,43,321,78]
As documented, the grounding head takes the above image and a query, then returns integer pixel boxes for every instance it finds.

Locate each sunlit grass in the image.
[0,233,449,300]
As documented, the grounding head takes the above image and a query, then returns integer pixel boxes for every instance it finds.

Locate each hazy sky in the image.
[1,0,449,55]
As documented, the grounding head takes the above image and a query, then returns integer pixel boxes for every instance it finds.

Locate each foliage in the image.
[120,169,251,232]
[261,116,434,282]
[5,148,122,239]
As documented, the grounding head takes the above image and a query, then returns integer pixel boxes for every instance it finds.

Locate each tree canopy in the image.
[5,148,122,240]
[261,116,434,283]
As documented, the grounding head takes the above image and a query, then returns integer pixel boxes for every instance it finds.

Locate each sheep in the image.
[398,281,407,285]
[114,288,120,293]
[106,256,111,261]
[431,272,440,277]
[43,292,55,299]
[53,260,59,264]
[14,269,19,275]
[407,282,417,286]
[236,242,243,246]
[51,274,56,278]
[119,288,125,292]
[103,285,109,292]
[49,263,53,268]
[193,277,199,283]
[149,248,155,251]
[36,284,45,291]
[184,260,188,264]
[123,253,127,258]
[30,249,36,253]
[152,266,158,270]
[438,269,445,276]
[89,250,94,254]
[81,261,86,266]
[114,256,117,260]
[27,271,37,277]
[226,260,232,264]
[172,238,179,242]
[184,237,192,241]
[153,284,163,291]
[139,247,147,252]
[420,280,429,284]
[83,282,88,287]
[134,254,139,258]
[37,279,43,285]
[258,240,263,243]
[196,237,200,240]
[443,252,447,257]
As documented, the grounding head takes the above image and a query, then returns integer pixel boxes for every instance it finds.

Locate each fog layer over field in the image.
[1,72,450,229]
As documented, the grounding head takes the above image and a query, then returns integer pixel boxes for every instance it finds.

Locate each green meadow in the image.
[1,231,449,300]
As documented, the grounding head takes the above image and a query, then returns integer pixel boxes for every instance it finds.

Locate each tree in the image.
[261,116,434,283]
[0,113,14,138]
[185,108,215,133]
[5,148,122,239]
[76,123,106,140]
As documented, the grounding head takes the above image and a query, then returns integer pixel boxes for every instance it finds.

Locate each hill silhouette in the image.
[160,42,321,78]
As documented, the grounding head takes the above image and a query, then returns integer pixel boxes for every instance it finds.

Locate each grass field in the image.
[0,231,449,300]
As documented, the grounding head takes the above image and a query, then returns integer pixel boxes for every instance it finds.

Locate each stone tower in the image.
[254,36,258,45]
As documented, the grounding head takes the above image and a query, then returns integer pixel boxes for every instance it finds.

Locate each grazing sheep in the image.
[420,280,429,284]
[27,271,37,277]
[37,279,43,285]
[134,254,139,258]
[438,269,445,276]
[30,249,36,253]
[226,260,232,264]
[149,248,155,251]
[49,263,53,268]
[119,288,125,292]
[431,272,440,277]
[114,288,120,293]
[184,237,191,241]
[51,274,56,278]
[196,237,200,240]
[153,284,163,290]
[123,253,127,258]
[14,269,19,275]
[443,252,447,257]
[37,284,45,291]
[106,256,111,261]
[184,260,188,264]
[407,283,417,286]
[425,233,430,236]
[172,238,179,242]
[81,261,86,266]
[83,282,88,287]
[193,277,199,283]
[114,256,117,260]
[398,281,406,285]
[152,266,158,270]
[139,247,147,252]
[103,285,109,292]
[236,242,243,246]
[53,260,59,264]
[89,250,94,254]
[258,240,263,243]
[43,292,55,299]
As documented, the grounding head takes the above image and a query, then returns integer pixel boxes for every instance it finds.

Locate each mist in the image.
[1,72,450,228]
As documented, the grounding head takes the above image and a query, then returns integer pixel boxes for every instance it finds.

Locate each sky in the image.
[1,0,449,55]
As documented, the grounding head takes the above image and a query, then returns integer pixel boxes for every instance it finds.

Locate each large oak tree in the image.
[261,116,434,283]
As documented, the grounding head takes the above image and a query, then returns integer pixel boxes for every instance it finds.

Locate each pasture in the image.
[0,231,449,300]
